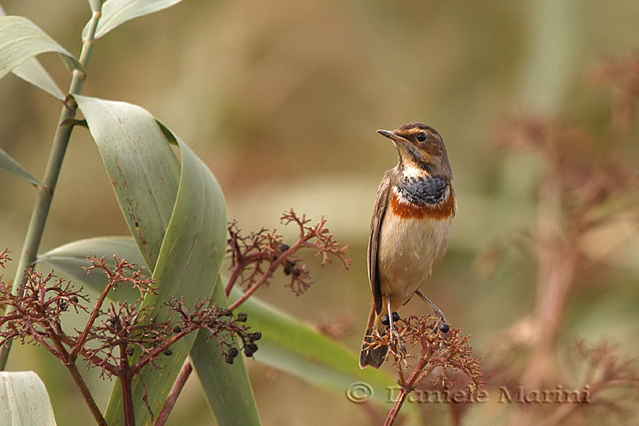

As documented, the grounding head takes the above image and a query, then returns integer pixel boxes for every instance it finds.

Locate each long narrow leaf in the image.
[0,16,81,81]
[11,59,65,100]
[74,95,180,270]
[0,146,43,186]
[0,372,56,426]
[109,126,227,424]
[82,0,183,41]
[0,8,64,100]
[74,96,230,425]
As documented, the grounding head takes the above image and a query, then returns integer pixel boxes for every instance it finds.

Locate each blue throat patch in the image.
[398,176,448,206]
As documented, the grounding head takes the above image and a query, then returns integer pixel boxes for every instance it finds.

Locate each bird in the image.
[359,122,456,369]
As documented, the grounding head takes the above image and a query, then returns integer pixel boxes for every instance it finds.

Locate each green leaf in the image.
[190,280,261,426]
[73,96,230,425]
[74,96,181,270]
[0,372,56,426]
[11,58,65,101]
[143,122,226,310]
[0,146,44,186]
[0,8,64,100]
[114,128,227,424]
[0,16,81,81]
[82,0,183,40]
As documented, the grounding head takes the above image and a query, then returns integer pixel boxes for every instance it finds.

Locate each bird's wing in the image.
[367,171,392,315]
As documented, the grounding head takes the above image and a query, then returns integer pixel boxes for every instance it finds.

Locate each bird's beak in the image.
[377,129,397,140]
[377,129,407,147]
[378,128,426,167]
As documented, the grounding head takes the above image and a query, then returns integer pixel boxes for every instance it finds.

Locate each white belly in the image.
[377,213,453,313]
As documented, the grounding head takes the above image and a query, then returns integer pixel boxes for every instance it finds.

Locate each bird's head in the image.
[377,122,452,180]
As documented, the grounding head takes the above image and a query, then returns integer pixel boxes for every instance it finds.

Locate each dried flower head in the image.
[85,254,156,299]
[225,209,351,310]
[367,315,483,393]
[0,255,261,380]
[0,270,89,350]
[364,315,483,425]
[0,248,10,269]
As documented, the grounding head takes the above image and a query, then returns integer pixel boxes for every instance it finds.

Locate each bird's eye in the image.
[416,132,427,142]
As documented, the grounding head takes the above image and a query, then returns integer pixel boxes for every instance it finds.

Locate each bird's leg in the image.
[415,290,450,333]
[385,297,405,353]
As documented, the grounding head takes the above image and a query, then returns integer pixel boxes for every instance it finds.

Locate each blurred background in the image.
[1,0,639,425]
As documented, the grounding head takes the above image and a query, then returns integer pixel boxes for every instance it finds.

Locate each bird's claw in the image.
[389,328,406,354]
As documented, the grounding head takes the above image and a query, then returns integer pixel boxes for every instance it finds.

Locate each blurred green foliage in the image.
[1,0,639,425]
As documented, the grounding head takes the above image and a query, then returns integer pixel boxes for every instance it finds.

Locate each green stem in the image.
[0,9,102,371]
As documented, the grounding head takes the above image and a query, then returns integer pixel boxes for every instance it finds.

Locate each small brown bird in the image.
[359,122,456,369]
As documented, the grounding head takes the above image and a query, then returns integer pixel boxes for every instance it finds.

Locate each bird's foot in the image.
[388,326,406,355]
[381,312,406,354]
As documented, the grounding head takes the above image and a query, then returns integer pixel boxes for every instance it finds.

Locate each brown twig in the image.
[226,209,351,310]
[156,360,193,426]
[66,361,108,426]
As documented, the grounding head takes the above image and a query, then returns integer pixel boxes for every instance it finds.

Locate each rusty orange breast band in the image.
[389,188,456,220]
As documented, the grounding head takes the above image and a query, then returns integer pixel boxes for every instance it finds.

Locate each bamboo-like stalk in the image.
[0,9,102,370]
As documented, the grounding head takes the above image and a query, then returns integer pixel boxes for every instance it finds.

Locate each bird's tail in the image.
[359,302,388,369]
